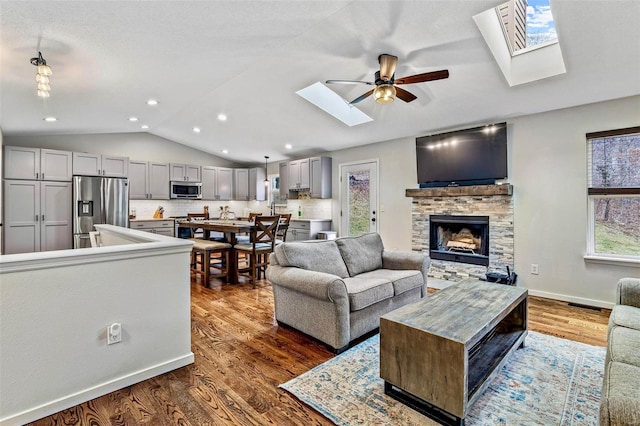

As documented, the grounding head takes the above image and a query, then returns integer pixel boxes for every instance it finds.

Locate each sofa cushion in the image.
[356,269,424,296]
[608,326,640,367]
[335,233,384,277]
[601,361,640,425]
[342,277,394,311]
[274,241,349,278]
[609,305,640,333]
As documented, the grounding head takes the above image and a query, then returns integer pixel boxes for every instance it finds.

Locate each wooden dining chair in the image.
[236,212,263,244]
[234,215,279,288]
[275,213,292,245]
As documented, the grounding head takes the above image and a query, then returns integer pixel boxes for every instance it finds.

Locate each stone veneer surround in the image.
[406,185,514,281]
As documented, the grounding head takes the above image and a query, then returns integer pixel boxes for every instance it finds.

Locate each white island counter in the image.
[0,225,194,426]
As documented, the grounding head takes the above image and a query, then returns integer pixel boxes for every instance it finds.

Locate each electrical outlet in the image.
[530,264,539,275]
[107,322,122,345]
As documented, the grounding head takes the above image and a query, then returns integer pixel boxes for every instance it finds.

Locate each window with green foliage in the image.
[587,127,640,258]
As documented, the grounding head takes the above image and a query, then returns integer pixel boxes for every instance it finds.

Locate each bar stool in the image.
[190,239,232,287]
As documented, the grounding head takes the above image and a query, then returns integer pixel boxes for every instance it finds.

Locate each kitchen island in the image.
[0,225,194,426]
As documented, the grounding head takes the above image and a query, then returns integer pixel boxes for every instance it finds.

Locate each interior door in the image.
[339,160,378,236]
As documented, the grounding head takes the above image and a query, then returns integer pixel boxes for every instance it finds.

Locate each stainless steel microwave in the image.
[170,181,202,199]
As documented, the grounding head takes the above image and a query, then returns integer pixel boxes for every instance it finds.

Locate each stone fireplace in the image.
[406,184,514,282]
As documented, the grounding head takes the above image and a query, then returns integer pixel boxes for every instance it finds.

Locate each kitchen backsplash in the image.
[129,198,331,220]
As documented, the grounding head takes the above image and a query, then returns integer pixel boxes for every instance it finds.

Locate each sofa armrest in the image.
[617,277,640,308]
[266,265,348,303]
[382,250,430,285]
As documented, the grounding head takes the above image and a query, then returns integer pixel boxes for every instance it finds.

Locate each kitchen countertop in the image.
[290,218,331,222]
[130,218,175,222]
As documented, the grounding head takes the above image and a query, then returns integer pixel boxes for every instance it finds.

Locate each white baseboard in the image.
[527,289,614,310]
[1,353,194,426]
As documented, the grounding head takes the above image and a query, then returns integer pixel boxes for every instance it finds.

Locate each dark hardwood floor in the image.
[28,278,611,426]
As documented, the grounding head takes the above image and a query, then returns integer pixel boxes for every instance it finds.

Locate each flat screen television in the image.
[416,122,507,187]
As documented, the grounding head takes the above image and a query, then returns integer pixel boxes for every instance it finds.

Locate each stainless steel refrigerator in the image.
[73,176,129,248]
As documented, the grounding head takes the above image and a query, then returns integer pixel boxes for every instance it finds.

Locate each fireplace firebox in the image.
[429,215,489,266]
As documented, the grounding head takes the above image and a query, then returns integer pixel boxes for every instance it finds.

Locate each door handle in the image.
[371,218,376,222]
[36,172,39,179]
[372,210,376,215]
[35,214,39,222]
[42,215,45,221]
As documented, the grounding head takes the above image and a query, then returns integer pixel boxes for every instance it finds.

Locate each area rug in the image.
[280,331,606,425]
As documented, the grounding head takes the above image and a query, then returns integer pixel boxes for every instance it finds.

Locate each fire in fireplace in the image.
[429,215,489,266]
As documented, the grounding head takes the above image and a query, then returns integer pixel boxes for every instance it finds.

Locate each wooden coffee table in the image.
[380,279,528,426]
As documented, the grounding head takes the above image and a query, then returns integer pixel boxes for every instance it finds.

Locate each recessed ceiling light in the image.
[222,149,229,154]
[129,117,138,122]
[43,116,57,122]
[146,99,158,106]
[193,127,201,133]
[141,125,149,129]
[217,114,227,121]
[285,144,293,149]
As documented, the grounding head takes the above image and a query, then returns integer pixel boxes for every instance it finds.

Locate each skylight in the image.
[474,0,565,86]
[496,0,558,54]
[296,82,373,127]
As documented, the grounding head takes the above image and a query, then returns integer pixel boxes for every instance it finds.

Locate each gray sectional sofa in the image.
[266,233,430,352]
[600,277,640,426]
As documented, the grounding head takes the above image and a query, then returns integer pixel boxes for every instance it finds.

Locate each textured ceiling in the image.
[1,1,639,165]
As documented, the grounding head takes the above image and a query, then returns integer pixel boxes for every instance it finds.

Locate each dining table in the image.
[176,219,255,284]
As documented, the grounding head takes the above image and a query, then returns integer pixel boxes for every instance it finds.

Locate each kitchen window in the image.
[586,126,640,263]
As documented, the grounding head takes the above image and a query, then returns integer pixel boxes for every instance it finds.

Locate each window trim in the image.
[585,127,640,263]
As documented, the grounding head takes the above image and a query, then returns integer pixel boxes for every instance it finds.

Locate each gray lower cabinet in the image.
[129,220,175,237]
[202,166,233,201]
[3,180,73,254]
[286,219,331,241]
[4,146,73,181]
[129,161,170,200]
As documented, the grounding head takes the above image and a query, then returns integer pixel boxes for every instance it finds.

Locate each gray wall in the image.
[325,95,640,306]
[4,132,239,167]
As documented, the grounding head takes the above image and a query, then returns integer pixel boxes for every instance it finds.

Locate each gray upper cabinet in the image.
[3,180,72,254]
[73,153,129,177]
[129,161,170,200]
[279,162,288,201]
[288,158,310,190]
[170,163,201,182]
[202,166,233,201]
[4,146,72,181]
[310,156,332,199]
[233,168,249,201]
[249,167,266,201]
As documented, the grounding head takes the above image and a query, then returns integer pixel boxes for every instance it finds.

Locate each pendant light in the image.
[30,51,52,98]
[264,156,270,187]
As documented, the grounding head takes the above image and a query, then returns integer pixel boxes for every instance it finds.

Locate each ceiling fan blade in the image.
[326,80,374,86]
[350,89,374,104]
[395,69,449,85]
[378,54,398,81]
[395,87,417,103]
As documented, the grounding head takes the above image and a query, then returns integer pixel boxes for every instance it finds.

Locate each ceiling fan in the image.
[326,53,449,105]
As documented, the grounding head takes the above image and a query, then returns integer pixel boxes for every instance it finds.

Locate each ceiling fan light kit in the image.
[30,51,52,98]
[326,53,449,105]
[373,84,396,104]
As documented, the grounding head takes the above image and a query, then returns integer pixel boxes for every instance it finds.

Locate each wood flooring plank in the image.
[26,281,610,426]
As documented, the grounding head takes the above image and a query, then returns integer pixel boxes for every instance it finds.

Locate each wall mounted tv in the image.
[416,122,507,187]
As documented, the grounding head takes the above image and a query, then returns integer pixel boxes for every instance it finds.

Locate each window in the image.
[587,127,640,259]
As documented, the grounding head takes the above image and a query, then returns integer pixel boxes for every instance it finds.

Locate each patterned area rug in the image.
[280,331,606,425]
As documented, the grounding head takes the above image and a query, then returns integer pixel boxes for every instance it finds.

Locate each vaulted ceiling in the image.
[1,1,639,165]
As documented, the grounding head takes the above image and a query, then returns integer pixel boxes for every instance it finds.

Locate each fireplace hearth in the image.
[429,215,489,266]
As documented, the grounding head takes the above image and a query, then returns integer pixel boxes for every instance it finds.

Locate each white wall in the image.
[510,95,640,306]
[0,227,194,425]
[324,95,640,305]
[326,136,416,251]
[4,132,239,167]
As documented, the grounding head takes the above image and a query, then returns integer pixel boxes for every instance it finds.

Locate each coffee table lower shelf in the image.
[384,381,465,426]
